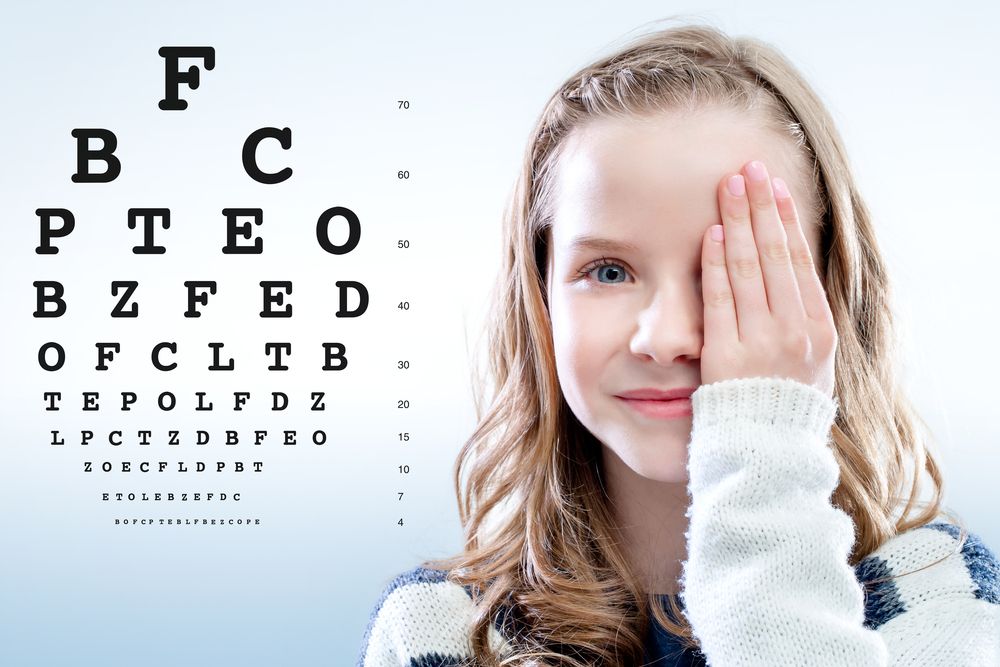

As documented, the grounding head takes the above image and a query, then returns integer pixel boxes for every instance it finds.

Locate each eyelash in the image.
[575,257,703,286]
[576,256,633,284]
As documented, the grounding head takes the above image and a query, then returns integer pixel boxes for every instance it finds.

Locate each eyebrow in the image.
[566,235,642,254]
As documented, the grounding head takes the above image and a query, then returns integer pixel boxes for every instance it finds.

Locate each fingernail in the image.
[711,225,724,242]
[746,160,767,182]
[727,174,745,197]
[772,177,790,199]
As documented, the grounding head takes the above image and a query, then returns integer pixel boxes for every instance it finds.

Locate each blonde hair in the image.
[424,17,966,666]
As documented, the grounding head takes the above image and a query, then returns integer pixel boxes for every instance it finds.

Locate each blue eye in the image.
[578,258,631,284]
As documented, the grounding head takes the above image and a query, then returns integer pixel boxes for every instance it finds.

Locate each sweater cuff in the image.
[690,376,838,436]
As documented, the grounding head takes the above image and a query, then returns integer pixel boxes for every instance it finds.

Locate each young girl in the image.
[357,21,999,667]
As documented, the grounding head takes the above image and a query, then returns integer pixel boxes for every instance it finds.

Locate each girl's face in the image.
[545,108,822,484]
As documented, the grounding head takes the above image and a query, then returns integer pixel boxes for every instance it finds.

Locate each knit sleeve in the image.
[859,523,1000,665]
[356,574,410,667]
[678,376,889,666]
[356,566,493,667]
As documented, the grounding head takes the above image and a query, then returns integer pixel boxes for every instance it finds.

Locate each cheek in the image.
[550,290,620,407]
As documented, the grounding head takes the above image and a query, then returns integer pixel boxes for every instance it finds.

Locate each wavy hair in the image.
[423,17,966,666]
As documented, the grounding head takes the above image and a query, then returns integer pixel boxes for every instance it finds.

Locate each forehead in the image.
[550,108,812,251]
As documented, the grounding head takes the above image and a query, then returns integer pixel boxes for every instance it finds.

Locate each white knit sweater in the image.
[358,377,1000,666]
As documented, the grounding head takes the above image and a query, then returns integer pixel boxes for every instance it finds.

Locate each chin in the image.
[597,431,691,484]
[629,456,690,484]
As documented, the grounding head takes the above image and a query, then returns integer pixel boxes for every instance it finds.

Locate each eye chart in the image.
[1,3,501,664]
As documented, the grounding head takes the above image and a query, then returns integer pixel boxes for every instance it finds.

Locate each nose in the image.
[628,284,703,365]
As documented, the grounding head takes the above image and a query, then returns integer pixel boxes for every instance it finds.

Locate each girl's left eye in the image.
[577,258,632,285]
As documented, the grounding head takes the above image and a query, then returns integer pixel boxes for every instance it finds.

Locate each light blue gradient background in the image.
[1,1,997,665]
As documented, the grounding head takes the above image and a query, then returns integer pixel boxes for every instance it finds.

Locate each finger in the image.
[701,223,739,348]
[718,172,768,338]
[742,161,806,327]
[772,176,832,324]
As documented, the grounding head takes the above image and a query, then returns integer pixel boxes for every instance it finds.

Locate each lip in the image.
[616,387,696,400]
[616,396,693,420]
